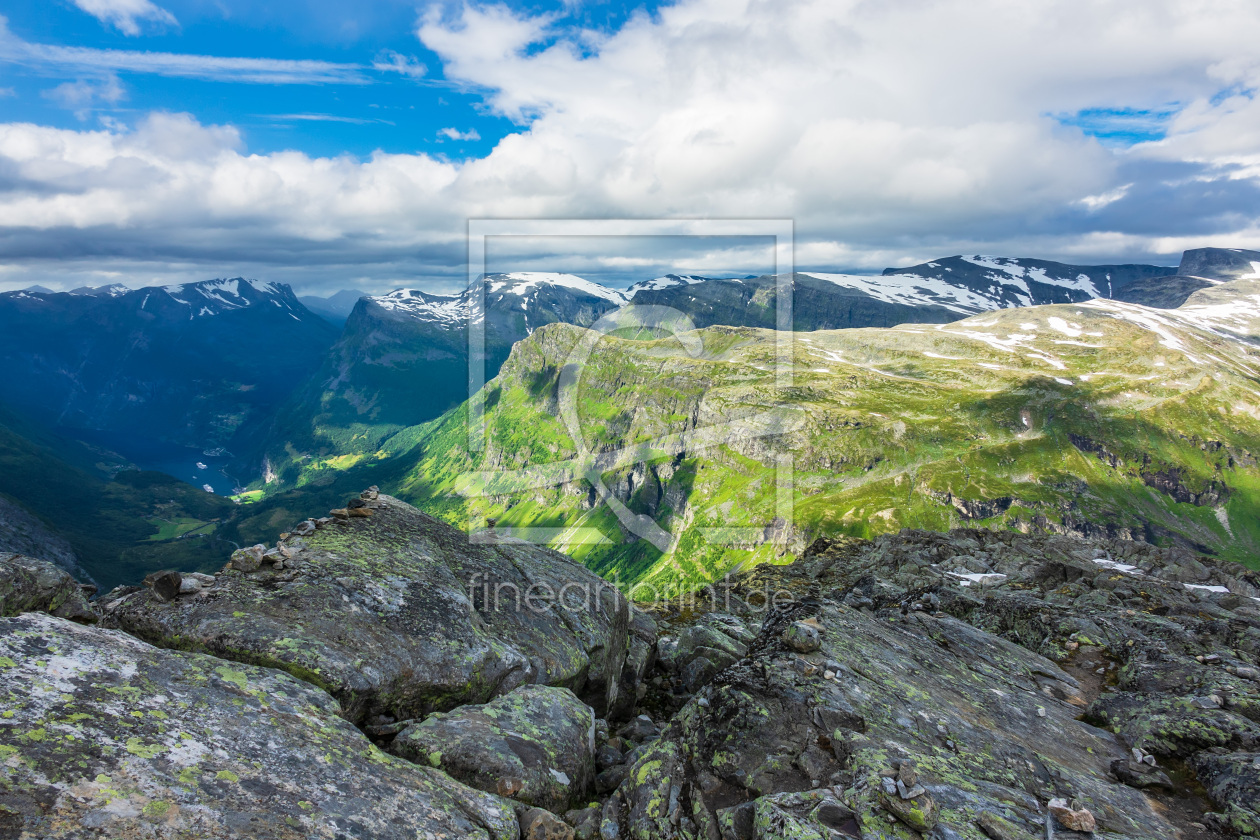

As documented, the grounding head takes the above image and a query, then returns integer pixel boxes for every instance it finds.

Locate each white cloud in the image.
[268,113,394,125]
[71,0,178,36]
[438,127,481,141]
[0,16,370,85]
[4,0,1260,290]
[373,49,427,79]
[42,74,126,119]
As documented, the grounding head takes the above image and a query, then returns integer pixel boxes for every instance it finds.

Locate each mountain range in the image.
[3,247,1259,592]
[258,272,629,487]
[0,278,337,479]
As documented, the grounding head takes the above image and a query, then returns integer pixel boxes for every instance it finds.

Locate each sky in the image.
[2,0,1260,294]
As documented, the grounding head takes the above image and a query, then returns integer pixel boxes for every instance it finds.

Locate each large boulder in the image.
[0,552,94,623]
[100,494,654,723]
[390,684,597,812]
[0,612,519,839]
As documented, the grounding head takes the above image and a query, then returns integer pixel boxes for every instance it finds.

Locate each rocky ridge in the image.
[2,498,1258,839]
[98,489,651,724]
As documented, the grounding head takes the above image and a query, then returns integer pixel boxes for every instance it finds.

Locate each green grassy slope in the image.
[374,298,1260,591]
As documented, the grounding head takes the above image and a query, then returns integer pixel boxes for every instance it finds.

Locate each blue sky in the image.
[2,0,552,158]
[1,0,1259,293]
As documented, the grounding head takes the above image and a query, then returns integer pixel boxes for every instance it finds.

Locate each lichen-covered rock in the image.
[976,809,1036,840]
[658,614,749,675]
[100,495,655,723]
[390,684,597,812]
[0,612,519,839]
[0,552,94,623]
[608,528,1259,839]
[1192,751,1260,836]
[781,620,820,653]
[716,789,859,839]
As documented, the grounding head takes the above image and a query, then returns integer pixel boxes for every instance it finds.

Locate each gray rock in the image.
[1048,797,1096,833]
[596,743,624,771]
[101,495,653,723]
[390,684,596,812]
[976,811,1036,840]
[607,574,1181,839]
[658,614,749,675]
[142,569,182,602]
[782,620,821,653]
[1191,751,1260,836]
[618,714,658,742]
[0,552,94,622]
[0,612,519,839]
[522,807,576,840]
[1110,758,1174,791]
[716,790,856,840]
[596,763,630,794]
[566,805,602,840]
[227,543,264,572]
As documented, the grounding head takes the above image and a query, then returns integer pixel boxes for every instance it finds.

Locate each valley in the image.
[3,248,1259,595]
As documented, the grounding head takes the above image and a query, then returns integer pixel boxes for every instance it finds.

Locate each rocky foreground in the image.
[2,492,1259,839]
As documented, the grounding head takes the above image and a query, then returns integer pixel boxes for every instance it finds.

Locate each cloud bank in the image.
[3,0,1260,291]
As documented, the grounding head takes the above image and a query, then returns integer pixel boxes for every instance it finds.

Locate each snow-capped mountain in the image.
[0,278,336,466]
[261,273,629,483]
[67,284,131,297]
[875,255,1178,310]
[363,272,626,333]
[626,274,735,294]
[626,253,1223,331]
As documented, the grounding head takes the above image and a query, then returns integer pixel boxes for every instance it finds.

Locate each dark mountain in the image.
[628,256,1183,330]
[1112,273,1214,307]
[881,254,1177,305]
[298,288,370,326]
[259,273,627,486]
[1111,248,1260,308]
[1178,246,1260,281]
[628,272,962,330]
[0,278,337,479]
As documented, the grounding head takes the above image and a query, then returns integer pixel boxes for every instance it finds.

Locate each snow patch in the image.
[484,272,627,305]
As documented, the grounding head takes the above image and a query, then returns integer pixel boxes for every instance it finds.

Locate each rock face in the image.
[0,612,519,839]
[100,494,654,723]
[0,496,91,583]
[604,528,1260,839]
[390,684,597,812]
[0,553,94,623]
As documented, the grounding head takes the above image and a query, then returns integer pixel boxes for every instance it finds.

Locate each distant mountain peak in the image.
[627,274,728,294]
[369,288,466,323]
[68,283,130,297]
[1177,247,1260,283]
[480,272,628,305]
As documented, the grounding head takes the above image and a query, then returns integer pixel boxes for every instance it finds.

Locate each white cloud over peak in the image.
[4,0,1260,290]
[71,0,178,36]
